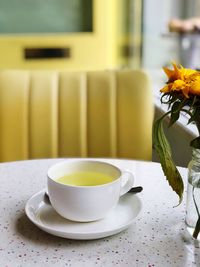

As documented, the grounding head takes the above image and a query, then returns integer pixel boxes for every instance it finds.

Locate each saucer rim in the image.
[25,189,142,240]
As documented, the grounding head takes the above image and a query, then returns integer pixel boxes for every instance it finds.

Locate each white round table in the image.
[0,158,199,267]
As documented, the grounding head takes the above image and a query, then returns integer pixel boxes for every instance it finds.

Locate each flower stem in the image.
[192,186,200,239]
[193,215,200,239]
[192,187,200,217]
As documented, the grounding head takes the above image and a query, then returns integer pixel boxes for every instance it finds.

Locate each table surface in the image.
[0,158,199,267]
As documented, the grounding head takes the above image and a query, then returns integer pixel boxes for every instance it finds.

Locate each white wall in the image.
[142,0,184,68]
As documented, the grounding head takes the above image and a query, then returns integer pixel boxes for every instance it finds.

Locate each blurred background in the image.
[0,0,200,71]
[0,0,200,167]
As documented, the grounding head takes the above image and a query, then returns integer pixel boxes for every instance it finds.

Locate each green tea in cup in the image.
[56,171,114,186]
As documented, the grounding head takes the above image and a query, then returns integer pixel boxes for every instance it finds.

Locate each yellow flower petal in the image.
[171,79,185,90]
[163,67,176,81]
[163,62,197,83]
[160,84,171,93]
[187,73,200,95]
[182,88,190,98]
[161,63,200,98]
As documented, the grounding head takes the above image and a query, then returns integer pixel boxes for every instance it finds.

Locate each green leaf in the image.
[169,102,181,126]
[188,107,200,125]
[153,116,184,204]
[161,93,170,104]
[161,93,179,106]
[190,95,197,110]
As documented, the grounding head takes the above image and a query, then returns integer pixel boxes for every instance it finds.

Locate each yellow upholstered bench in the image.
[0,69,153,162]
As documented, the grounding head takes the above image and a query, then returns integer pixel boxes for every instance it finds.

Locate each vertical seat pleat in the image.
[51,74,59,158]
[29,71,58,159]
[117,70,153,160]
[59,72,86,157]
[0,70,29,162]
[79,73,88,157]
[109,72,117,157]
[87,71,114,157]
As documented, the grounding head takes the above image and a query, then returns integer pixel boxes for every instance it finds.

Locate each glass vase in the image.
[185,148,200,240]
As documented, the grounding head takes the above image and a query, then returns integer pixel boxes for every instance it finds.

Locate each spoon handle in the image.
[128,186,143,193]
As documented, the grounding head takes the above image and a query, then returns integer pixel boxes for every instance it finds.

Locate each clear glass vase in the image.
[185,148,200,240]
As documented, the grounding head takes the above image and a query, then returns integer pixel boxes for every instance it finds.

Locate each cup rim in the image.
[47,159,121,188]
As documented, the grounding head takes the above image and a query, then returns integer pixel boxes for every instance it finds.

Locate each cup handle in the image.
[120,170,134,196]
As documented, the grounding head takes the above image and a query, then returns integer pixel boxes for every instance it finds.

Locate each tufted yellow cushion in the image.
[0,69,153,162]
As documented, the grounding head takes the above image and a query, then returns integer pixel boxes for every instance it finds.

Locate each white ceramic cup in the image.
[47,160,134,222]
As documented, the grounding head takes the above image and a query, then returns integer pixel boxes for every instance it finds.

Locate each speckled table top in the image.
[0,158,199,267]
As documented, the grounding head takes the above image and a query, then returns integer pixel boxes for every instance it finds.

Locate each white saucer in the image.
[25,189,142,240]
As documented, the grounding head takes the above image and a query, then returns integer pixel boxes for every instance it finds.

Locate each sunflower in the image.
[160,63,200,98]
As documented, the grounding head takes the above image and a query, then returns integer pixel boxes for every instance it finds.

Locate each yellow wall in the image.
[0,0,120,70]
